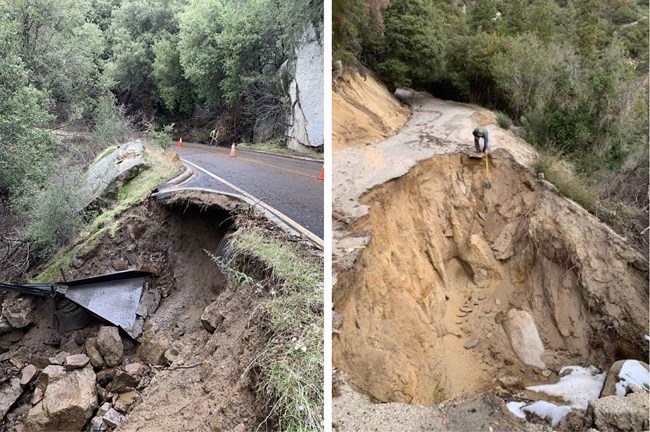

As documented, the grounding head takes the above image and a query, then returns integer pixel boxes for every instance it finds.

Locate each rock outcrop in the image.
[284,25,323,152]
[83,140,146,208]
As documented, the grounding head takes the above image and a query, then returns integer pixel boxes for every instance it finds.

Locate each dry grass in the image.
[533,150,648,251]
[532,151,599,212]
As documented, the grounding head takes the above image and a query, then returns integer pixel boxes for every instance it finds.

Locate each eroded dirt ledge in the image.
[334,151,648,406]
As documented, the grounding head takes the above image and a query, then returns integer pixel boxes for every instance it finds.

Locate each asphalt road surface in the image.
[172,143,324,240]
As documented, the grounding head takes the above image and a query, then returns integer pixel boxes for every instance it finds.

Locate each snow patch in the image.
[506,401,527,419]
[526,365,605,409]
[615,360,650,395]
[523,401,572,427]
[507,365,606,427]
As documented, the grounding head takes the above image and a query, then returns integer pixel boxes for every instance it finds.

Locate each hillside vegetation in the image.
[334,0,649,249]
[0,0,321,271]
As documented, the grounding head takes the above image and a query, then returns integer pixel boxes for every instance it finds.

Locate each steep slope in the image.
[332,88,649,430]
[332,70,409,152]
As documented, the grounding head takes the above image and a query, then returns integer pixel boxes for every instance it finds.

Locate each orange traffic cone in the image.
[178,137,183,148]
[319,166,324,180]
[229,143,237,157]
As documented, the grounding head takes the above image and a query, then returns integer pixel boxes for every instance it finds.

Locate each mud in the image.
[333,152,649,406]
[0,193,279,431]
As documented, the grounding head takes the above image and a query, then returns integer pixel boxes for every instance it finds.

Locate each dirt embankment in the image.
[333,87,649,430]
[332,70,409,152]
[0,194,286,431]
[334,152,648,407]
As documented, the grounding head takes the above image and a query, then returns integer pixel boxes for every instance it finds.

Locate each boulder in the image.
[137,323,170,365]
[85,337,105,368]
[123,362,147,378]
[136,289,161,319]
[394,89,413,105]
[90,415,108,431]
[25,366,97,431]
[503,309,545,369]
[587,392,649,432]
[20,365,37,386]
[107,370,138,393]
[600,359,649,397]
[201,300,226,333]
[97,402,112,417]
[497,375,522,389]
[83,140,146,208]
[2,296,35,329]
[96,326,123,367]
[0,378,22,418]
[35,365,66,391]
[65,354,90,369]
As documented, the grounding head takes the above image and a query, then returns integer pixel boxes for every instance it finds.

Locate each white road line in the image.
[182,159,324,248]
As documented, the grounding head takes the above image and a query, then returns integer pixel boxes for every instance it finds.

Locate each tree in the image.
[0,0,106,122]
[375,0,446,88]
[153,33,196,114]
[0,22,54,197]
[105,0,182,115]
[491,35,553,119]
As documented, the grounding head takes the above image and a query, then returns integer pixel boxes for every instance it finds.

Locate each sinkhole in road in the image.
[7,193,279,431]
[333,152,648,406]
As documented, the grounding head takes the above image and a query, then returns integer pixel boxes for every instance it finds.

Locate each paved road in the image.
[172,143,324,240]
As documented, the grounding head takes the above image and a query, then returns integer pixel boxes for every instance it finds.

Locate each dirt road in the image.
[172,143,324,240]
[333,92,536,221]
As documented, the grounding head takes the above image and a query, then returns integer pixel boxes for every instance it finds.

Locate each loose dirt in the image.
[0,192,283,431]
[333,87,649,430]
[334,152,648,405]
[332,70,409,152]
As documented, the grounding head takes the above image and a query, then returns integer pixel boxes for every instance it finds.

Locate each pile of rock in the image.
[88,361,148,431]
[0,325,154,431]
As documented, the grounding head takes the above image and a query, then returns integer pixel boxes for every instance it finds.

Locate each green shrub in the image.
[23,168,88,259]
[495,111,513,129]
[92,95,133,147]
[146,123,175,149]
